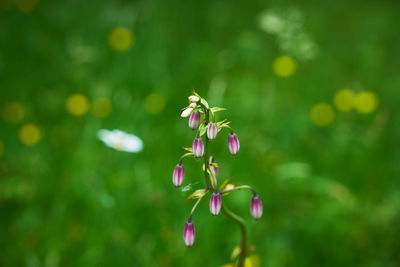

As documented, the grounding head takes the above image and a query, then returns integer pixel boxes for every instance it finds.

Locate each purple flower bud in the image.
[227,133,240,156]
[172,164,184,187]
[192,137,204,158]
[250,195,263,220]
[207,123,218,140]
[188,111,201,130]
[183,221,195,247]
[209,192,222,216]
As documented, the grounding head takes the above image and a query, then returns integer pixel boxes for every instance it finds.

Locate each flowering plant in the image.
[173,89,263,266]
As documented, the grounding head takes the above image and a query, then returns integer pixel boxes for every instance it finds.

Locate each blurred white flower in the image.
[258,7,318,61]
[97,129,143,153]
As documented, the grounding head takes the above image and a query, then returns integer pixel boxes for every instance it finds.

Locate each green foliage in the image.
[0,0,400,266]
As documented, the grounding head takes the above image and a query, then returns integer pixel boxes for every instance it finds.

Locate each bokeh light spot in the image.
[145,93,166,114]
[244,254,261,267]
[108,27,135,52]
[92,97,112,118]
[2,101,25,124]
[15,0,39,13]
[310,103,335,127]
[334,88,355,112]
[354,91,378,114]
[272,55,297,78]
[65,94,89,116]
[19,123,41,146]
[0,140,4,157]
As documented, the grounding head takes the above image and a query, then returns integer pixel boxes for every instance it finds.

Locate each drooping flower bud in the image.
[183,221,195,247]
[189,102,197,108]
[192,137,204,158]
[207,123,218,140]
[227,133,240,156]
[189,111,201,130]
[188,95,199,103]
[181,107,193,118]
[172,164,184,187]
[209,192,222,216]
[250,195,263,220]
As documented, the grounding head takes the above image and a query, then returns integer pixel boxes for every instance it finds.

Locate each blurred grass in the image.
[1,0,400,266]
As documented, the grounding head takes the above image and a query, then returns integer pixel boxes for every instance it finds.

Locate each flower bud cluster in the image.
[172,89,262,249]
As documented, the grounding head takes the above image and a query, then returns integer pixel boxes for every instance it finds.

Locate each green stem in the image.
[222,204,247,267]
[203,109,211,188]
[188,188,209,221]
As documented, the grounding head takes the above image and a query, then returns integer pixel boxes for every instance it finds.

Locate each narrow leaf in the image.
[211,107,227,113]
[219,176,234,191]
[186,189,207,200]
[198,123,207,137]
[192,88,200,98]
[183,147,193,152]
[200,98,209,109]
[207,168,217,189]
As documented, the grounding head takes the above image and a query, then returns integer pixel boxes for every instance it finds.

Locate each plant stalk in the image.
[203,109,211,188]
[222,204,247,267]
[202,107,247,266]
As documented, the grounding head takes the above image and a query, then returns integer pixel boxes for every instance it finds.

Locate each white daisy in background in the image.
[97,129,144,153]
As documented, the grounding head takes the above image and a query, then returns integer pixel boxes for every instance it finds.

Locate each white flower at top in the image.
[97,129,143,153]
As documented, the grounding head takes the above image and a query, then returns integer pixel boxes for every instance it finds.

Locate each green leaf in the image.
[186,188,207,200]
[200,98,209,109]
[219,176,234,191]
[198,123,207,137]
[216,120,229,126]
[192,88,201,98]
[221,184,236,195]
[211,107,227,113]
[210,162,219,168]
[207,168,218,189]
[183,147,193,152]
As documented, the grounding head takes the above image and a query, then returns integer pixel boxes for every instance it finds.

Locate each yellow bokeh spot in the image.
[19,123,41,146]
[92,97,112,118]
[15,0,39,13]
[65,94,89,116]
[108,27,135,52]
[0,140,4,157]
[272,56,297,78]
[310,103,335,127]
[244,254,261,267]
[2,102,25,124]
[145,93,166,114]
[354,91,378,114]
[334,88,355,112]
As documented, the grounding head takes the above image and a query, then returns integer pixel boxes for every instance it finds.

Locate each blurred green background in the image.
[1,0,400,266]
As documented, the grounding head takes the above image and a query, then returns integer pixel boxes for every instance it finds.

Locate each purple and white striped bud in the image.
[250,195,263,220]
[207,123,218,140]
[172,164,184,187]
[188,95,199,103]
[227,133,240,156]
[209,192,222,216]
[189,111,201,130]
[183,221,195,247]
[192,137,204,158]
